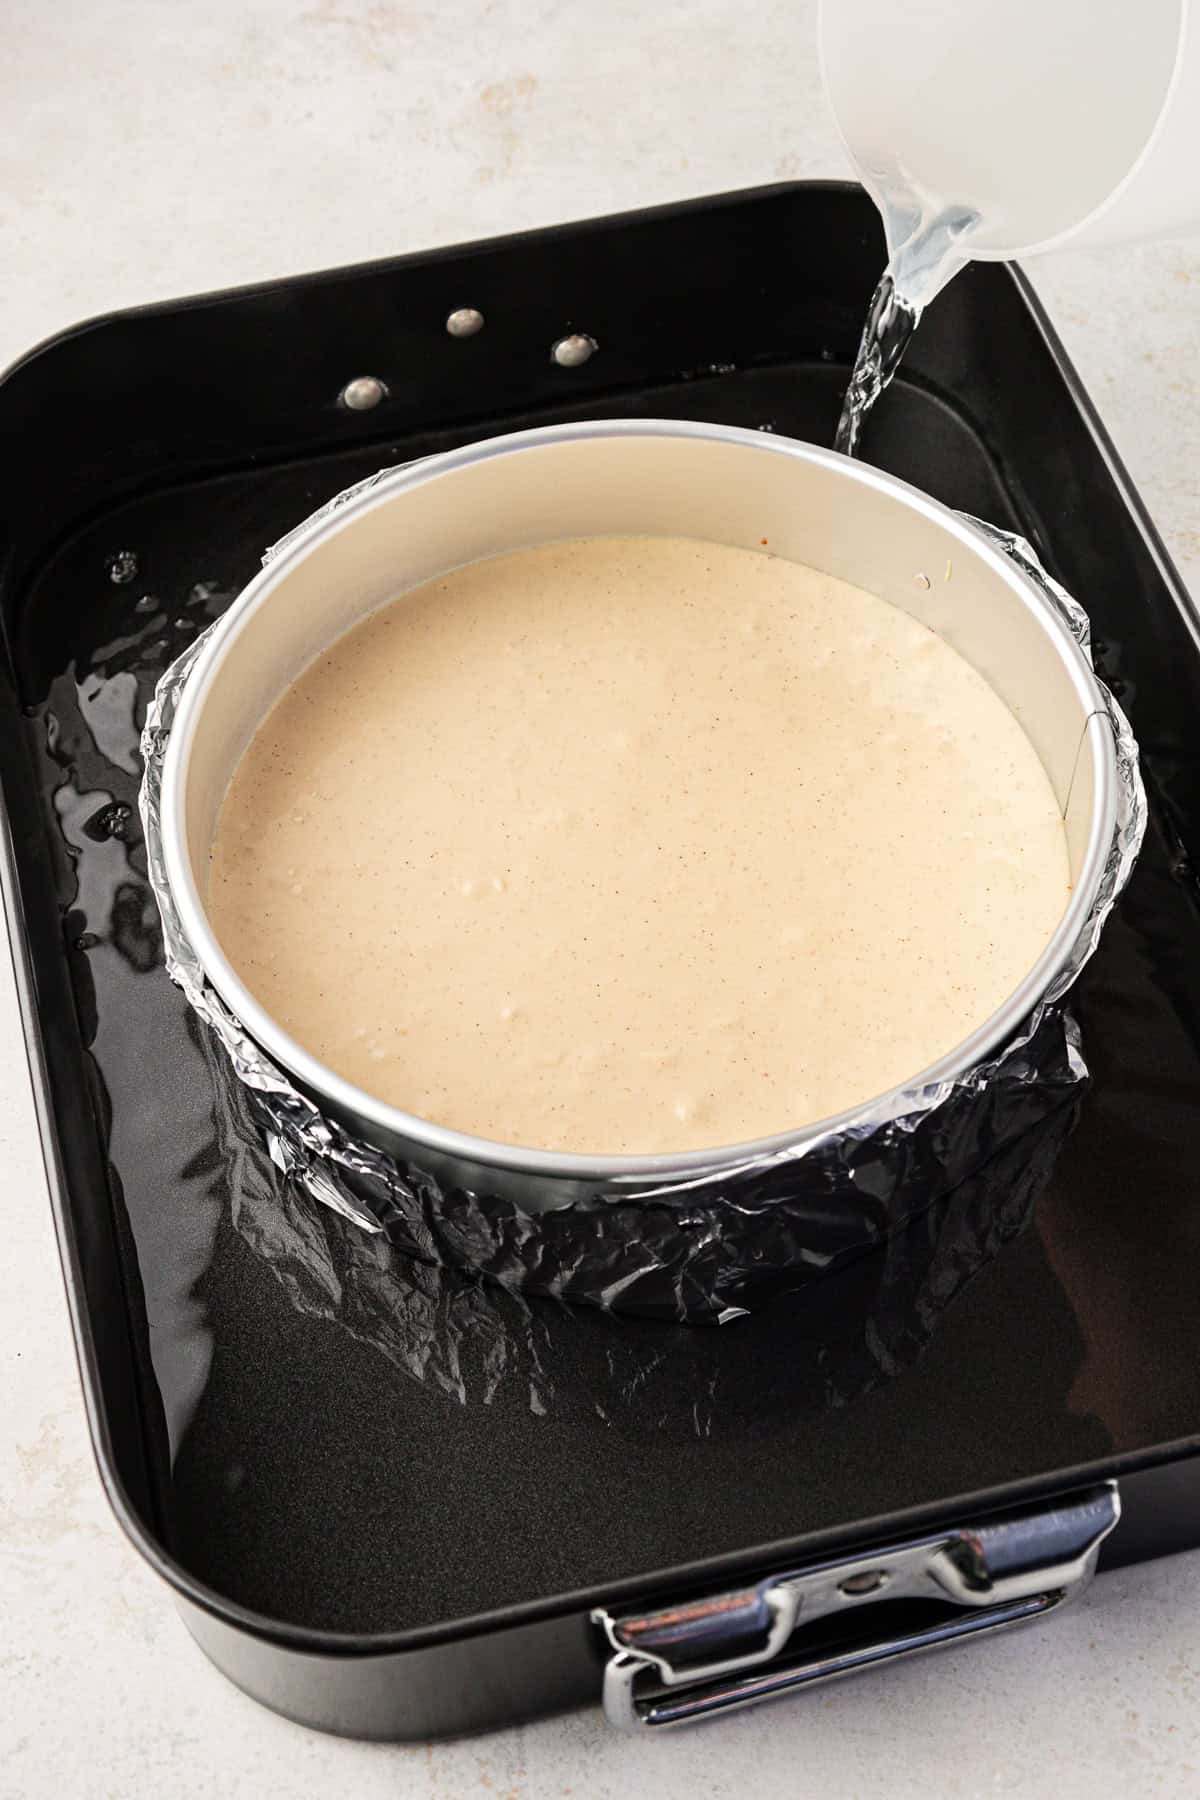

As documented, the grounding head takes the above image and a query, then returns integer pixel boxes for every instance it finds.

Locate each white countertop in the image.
[4,3,1200,1794]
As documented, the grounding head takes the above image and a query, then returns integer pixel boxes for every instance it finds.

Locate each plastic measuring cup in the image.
[819,0,1200,306]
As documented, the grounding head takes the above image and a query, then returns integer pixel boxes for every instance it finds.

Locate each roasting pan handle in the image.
[592,1482,1118,1730]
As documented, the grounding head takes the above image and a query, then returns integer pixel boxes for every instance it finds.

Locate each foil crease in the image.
[138,497,1147,1322]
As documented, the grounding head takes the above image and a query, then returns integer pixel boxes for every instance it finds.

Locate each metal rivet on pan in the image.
[446,306,485,338]
[839,1569,888,1596]
[339,375,388,412]
[552,333,597,368]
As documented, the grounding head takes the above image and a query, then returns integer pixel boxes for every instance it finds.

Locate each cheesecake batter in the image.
[207,535,1071,1154]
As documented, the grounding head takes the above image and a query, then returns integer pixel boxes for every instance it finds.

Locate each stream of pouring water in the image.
[833,274,921,457]
[834,206,978,457]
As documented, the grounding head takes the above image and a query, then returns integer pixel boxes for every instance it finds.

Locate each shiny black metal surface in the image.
[4,184,1200,1737]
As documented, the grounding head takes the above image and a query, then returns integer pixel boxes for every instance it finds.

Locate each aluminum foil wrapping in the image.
[211,999,1078,1426]
[139,499,1146,1323]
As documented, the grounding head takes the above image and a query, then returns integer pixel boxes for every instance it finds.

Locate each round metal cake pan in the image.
[159,419,1117,1208]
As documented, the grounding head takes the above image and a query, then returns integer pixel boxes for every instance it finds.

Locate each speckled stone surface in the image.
[4,4,1200,1794]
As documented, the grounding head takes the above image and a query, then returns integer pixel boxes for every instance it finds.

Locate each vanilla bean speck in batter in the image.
[207,535,1070,1153]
